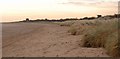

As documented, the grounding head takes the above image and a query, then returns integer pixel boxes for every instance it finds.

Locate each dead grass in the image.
[66,19,120,57]
[68,20,95,35]
[58,21,75,26]
[81,20,120,57]
[55,19,120,57]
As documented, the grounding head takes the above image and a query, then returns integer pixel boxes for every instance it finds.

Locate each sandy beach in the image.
[2,22,109,57]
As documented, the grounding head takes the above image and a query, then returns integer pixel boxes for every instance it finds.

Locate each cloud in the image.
[61,1,84,5]
[60,0,118,8]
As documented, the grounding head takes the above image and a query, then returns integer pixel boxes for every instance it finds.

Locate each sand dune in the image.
[2,22,109,57]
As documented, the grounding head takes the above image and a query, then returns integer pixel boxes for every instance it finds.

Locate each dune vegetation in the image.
[81,19,120,57]
[59,16,120,57]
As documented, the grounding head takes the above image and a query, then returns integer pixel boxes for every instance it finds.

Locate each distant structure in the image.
[26,18,30,21]
[97,15,102,18]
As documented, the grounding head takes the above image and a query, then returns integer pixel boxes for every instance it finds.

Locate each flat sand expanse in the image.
[2,22,109,57]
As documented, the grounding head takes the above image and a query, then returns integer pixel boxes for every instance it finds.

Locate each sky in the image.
[0,0,118,22]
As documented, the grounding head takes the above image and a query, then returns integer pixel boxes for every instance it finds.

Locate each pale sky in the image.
[0,0,118,22]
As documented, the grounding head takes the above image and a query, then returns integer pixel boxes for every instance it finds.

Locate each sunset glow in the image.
[0,0,118,22]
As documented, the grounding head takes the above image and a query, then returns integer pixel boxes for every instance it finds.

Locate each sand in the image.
[2,22,109,57]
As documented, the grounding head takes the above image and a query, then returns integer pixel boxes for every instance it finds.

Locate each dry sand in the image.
[2,22,109,57]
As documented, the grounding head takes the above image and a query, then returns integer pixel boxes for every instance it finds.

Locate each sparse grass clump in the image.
[68,26,84,35]
[82,20,120,57]
[59,21,75,26]
[68,20,95,35]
